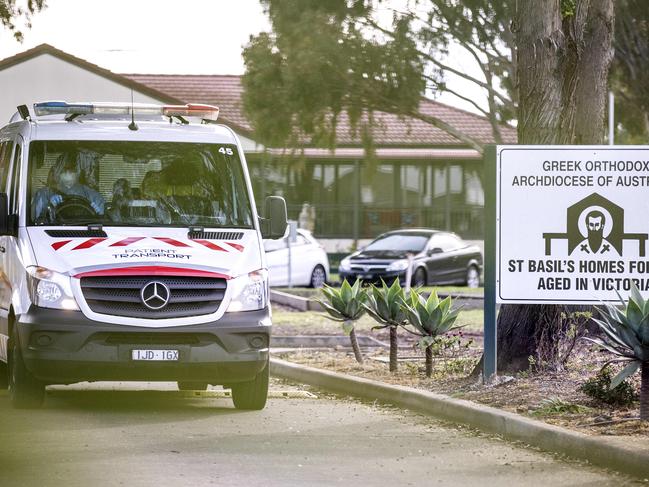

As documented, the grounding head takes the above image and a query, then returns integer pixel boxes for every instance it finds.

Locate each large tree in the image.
[495,0,615,372]
[1,0,45,42]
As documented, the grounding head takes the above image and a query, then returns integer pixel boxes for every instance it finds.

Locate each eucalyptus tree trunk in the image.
[641,362,649,421]
[425,345,433,378]
[389,327,398,373]
[496,0,614,372]
[347,325,364,364]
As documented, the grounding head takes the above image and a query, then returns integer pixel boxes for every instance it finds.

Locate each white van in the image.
[0,101,287,410]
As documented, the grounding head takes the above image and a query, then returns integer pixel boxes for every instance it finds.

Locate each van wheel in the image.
[466,266,480,288]
[177,381,208,391]
[231,359,269,410]
[310,265,327,288]
[8,336,45,409]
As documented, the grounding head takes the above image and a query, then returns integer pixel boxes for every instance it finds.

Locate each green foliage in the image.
[586,284,649,388]
[401,289,461,350]
[242,0,425,152]
[0,0,45,42]
[560,0,576,19]
[580,367,638,406]
[363,279,406,329]
[532,397,590,416]
[318,279,367,323]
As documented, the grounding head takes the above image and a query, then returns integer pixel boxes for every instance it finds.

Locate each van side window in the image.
[0,141,13,192]
[9,144,21,214]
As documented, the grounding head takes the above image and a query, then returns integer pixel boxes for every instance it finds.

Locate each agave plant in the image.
[401,289,461,378]
[364,279,407,373]
[319,279,367,363]
[586,285,649,420]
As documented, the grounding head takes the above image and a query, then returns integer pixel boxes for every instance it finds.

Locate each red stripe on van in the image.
[153,237,190,247]
[110,237,146,247]
[74,266,231,279]
[72,238,107,250]
[51,240,72,251]
[226,242,244,252]
[193,239,227,252]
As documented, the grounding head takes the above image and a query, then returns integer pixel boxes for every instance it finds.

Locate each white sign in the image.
[497,146,649,304]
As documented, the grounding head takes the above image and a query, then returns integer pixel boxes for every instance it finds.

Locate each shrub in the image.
[580,367,638,407]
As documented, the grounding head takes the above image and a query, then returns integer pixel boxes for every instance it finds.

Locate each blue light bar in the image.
[34,101,93,116]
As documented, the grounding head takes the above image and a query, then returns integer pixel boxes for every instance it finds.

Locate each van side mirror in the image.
[0,193,13,236]
[261,196,287,239]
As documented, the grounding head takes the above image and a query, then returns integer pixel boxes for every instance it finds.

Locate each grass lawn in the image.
[271,306,484,335]
[274,285,483,298]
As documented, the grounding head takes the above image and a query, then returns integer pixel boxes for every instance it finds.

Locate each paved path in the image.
[0,380,641,487]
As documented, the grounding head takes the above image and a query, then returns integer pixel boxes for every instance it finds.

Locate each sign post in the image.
[483,146,498,382]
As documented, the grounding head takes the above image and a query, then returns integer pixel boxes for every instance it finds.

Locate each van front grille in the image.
[80,276,227,319]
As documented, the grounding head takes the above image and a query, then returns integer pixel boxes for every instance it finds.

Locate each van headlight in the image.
[226,269,268,312]
[339,258,351,272]
[26,266,79,311]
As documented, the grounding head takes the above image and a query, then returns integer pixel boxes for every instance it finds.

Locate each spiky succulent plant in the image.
[587,285,649,419]
[319,279,367,363]
[401,289,461,377]
[364,279,407,372]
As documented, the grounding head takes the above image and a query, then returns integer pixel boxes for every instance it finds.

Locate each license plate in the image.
[359,274,373,279]
[131,349,179,361]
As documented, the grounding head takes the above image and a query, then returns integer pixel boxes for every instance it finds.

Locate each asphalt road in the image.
[0,380,641,487]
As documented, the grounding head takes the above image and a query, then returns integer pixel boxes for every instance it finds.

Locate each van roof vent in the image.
[188,231,243,240]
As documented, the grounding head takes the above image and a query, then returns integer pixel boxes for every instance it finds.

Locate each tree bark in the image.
[641,361,649,421]
[389,326,398,373]
[348,327,364,364]
[425,345,433,378]
[495,0,615,373]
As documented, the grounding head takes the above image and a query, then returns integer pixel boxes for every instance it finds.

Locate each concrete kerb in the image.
[270,357,649,478]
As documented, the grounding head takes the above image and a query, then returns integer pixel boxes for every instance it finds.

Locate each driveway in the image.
[0,380,640,486]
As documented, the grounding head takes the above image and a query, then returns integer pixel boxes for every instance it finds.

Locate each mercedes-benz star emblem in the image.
[140,281,171,310]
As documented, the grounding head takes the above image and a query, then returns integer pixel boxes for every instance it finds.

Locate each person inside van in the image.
[107,178,132,223]
[32,152,105,222]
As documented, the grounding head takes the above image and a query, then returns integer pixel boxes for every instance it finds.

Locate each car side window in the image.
[295,235,308,246]
[8,144,21,214]
[429,234,462,252]
[0,141,13,193]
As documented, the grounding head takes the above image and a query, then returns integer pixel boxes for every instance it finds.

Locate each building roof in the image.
[124,73,517,147]
[0,44,516,149]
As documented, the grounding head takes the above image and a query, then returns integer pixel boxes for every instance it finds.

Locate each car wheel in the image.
[177,381,208,391]
[466,266,480,288]
[309,265,327,288]
[231,359,269,410]
[8,335,45,409]
[412,267,427,287]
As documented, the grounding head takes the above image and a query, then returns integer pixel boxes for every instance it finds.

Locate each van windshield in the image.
[27,141,254,228]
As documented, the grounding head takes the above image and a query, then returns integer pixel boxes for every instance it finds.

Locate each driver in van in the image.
[32,152,105,221]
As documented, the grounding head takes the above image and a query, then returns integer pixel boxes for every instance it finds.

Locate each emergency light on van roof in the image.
[33,101,220,121]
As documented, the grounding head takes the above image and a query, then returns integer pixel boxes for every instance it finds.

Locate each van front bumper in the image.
[15,306,271,385]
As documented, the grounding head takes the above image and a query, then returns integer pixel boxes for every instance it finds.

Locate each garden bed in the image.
[270,306,649,441]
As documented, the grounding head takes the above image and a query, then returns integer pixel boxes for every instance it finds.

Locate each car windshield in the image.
[364,234,429,253]
[28,141,254,228]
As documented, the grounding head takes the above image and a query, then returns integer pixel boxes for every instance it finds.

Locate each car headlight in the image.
[386,259,410,272]
[339,258,351,272]
[226,269,268,312]
[26,266,79,311]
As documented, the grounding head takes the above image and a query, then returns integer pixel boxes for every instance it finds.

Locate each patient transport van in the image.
[0,101,287,410]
